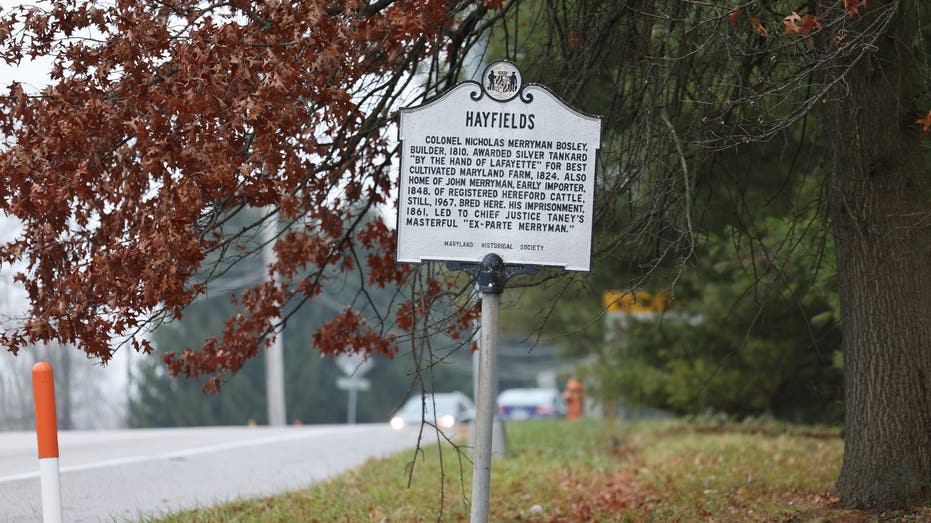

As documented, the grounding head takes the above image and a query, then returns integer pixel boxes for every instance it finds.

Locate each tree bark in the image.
[823,0,931,508]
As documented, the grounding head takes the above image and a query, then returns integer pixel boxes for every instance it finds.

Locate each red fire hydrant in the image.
[563,377,584,421]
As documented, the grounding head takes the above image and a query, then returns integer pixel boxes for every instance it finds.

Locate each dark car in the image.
[497,388,566,420]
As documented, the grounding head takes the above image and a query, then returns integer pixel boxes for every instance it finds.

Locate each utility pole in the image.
[263,209,286,426]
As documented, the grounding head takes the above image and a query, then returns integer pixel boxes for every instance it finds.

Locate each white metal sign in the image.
[397,61,602,272]
[334,352,374,377]
[336,377,371,391]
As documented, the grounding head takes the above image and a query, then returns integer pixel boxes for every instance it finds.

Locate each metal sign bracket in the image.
[446,254,540,295]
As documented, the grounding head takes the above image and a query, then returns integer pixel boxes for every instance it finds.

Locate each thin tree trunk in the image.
[823,0,931,508]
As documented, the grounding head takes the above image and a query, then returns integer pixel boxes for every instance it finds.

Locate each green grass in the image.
[148,419,931,522]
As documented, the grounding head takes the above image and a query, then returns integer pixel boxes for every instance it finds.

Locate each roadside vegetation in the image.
[146,418,930,522]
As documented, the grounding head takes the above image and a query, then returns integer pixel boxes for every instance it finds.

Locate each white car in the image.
[389,391,475,431]
[497,388,567,420]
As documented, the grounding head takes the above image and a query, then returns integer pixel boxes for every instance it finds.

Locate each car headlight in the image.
[390,416,405,430]
[439,414,455,428]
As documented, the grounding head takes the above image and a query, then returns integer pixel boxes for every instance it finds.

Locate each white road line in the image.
[0,427,356,484]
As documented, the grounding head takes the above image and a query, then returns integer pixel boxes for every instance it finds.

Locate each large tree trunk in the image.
[823,1,931,508]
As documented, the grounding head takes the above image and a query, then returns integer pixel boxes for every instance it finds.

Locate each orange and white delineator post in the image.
[32,361,63,523]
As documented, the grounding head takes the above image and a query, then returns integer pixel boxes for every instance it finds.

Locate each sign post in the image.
[397,60,601,523]
[334,353,374,424]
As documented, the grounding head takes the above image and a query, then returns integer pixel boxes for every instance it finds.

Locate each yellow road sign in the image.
[602,290,672,314]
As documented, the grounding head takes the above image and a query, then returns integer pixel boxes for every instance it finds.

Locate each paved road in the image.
[0,424,420,522]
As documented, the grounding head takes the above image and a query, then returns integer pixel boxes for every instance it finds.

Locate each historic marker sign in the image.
[397,61,602,271]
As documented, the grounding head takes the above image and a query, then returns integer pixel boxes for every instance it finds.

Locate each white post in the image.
[263,210,287,426]
[38,458,62,523]
[470,257,503,523]
[347,385,358,424]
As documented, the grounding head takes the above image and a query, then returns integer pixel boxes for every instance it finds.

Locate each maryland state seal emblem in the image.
[482,60,522,101]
